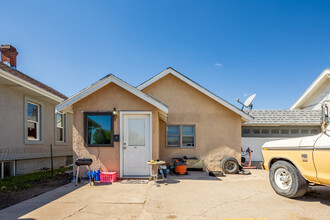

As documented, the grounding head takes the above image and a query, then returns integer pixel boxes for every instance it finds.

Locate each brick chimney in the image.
[0,45,18,68]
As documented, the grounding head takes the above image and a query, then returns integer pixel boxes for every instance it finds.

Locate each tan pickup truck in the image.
[262,102,330,198]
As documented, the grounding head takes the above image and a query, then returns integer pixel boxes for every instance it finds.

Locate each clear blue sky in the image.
[2,1,330,109]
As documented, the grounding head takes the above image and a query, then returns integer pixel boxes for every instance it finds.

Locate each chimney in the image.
[0,44,18,68]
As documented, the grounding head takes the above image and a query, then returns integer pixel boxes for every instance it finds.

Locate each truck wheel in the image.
[269,161,308,198]
[220,157,239,174]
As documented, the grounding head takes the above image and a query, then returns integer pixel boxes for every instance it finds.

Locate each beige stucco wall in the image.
[0,79,72,174]
[72,82,159,176]
[142,74,242,171]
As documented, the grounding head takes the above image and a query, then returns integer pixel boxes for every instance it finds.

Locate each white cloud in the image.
[214,63,222,67]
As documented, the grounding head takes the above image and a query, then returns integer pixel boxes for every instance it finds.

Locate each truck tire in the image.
[269,160,308,198]
[220,157,239,174]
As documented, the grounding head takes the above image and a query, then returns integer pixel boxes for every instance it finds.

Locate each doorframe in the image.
[119,111,153,177]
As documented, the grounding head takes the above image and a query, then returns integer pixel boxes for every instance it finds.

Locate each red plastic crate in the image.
[100,172,117,183]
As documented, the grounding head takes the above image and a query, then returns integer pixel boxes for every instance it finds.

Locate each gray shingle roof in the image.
[243,109,322,126]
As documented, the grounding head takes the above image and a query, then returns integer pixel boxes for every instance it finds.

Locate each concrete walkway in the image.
[1,170,330,220]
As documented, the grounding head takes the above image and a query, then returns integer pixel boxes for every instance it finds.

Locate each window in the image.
[0,161,15,179]
[167,125,195,148]
[242,129,250,135]
[281,129,289,134]
[84,112,113,146]
[291,129,299,135]
[167,126,180,147]
[310,129,319,134]
[252,129,260,134]
[301,129,309,135]
[56,113,65,142]
[27,102,40,140]
[261,129,269,134]
[271,129,280,134]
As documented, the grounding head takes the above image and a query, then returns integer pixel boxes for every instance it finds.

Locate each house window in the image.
[84,112,113,146]
[0,161,15,179]
[167,125,195,148]
[56,113,65,142]
[27,102,40,140]
[271,129,280,134]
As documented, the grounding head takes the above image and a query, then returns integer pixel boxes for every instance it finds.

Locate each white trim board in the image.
[56,74,169,115]
[0,69,64,103]
[290,68,330,110]
[137,67,253,122]
[119,111,152,177]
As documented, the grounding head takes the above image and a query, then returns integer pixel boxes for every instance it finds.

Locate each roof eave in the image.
[290,68,330,110]
[138,67,253,122]
[0,68,64,103]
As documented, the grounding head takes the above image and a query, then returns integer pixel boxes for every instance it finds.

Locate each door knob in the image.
[123,146,126,150]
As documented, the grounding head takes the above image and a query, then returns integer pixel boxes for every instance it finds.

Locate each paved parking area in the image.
[1,170,330,220]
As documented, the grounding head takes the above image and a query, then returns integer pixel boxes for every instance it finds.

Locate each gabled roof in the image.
[0,62,67,102]
[243,109,321,126]
[137,67,253,122]
[56,74,169,117]
[290,68,330,110]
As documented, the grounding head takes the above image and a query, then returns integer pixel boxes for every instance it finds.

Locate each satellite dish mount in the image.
[237,94,256,114]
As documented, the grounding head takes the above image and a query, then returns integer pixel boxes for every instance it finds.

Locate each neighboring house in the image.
[0,45,72,178]
[242,69,329,164]
[242,110,321,163]
[57,67,252,177]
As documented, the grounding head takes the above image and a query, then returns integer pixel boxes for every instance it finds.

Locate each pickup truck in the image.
[262,102,330,198]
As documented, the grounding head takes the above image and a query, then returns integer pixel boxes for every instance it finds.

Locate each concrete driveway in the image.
[1,170,329,220]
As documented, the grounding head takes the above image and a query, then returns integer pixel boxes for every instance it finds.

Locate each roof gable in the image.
[56,74,169,116]
[290,68,330,110]
[137,67,253,122]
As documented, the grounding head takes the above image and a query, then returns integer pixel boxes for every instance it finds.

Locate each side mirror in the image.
[322,102,329,132]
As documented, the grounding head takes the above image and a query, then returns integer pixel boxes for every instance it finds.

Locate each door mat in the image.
[120,179,149,184]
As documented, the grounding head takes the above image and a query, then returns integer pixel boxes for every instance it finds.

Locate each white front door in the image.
[122,114,151,176]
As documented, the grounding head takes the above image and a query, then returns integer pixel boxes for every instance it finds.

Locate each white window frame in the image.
[27,101,40,141]
[166,124,196,148]
[56,112,65,143]
[24,96,43,145]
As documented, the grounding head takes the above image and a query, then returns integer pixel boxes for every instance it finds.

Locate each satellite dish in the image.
[236,94,256,114]
[244,94,256,107]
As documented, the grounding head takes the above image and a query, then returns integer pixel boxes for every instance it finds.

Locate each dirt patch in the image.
[0,173,72,210]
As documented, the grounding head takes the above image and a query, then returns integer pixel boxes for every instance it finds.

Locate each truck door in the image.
[313,133,330,185]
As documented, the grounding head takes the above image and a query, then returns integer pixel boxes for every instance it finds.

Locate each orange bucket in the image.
[175,165,187,175]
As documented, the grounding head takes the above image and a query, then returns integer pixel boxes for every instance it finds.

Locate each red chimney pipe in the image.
[0,44,18,68]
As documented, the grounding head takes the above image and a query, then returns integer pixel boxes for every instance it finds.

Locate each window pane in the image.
[242,129,250,134]
[261,129,269,134]
[128,119,145,146]
[252,129,260,134]
[28,103,38,122]
[28,122,37,139]
[310,129,319,134]
[291,129,299,134]
[281,129,289,134]
[182,126,194,136]
[57,113,63,127]
[182,136,194,147]
[167,136,179,146]
[167,126,179,135]
[87,115,111,145]
[57,128,63,142]
[301,129,309,135]
[271,129,279,134]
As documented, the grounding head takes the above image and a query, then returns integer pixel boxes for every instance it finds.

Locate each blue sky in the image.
[2,1,330,109]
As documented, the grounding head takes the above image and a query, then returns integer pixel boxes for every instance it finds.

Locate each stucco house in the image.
[57,67,252,177]
[0,45,73,178]
[242,69,329,164]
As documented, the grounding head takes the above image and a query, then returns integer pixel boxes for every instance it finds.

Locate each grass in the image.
[0,167,72,192]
